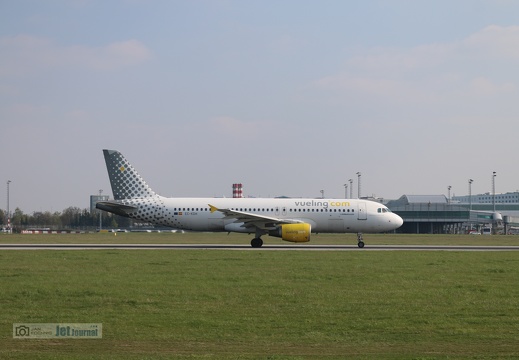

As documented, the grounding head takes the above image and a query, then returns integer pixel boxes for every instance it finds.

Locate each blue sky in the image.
[1,0,519,213]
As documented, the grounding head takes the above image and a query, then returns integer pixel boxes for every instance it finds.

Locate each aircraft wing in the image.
[209,204,299,230]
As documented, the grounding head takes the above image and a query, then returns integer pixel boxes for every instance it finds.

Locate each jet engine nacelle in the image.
[269,223,311,243]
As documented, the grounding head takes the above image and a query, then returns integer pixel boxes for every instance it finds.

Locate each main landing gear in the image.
[251,229,266,248]
[357,233,365,248]
[251,237,263,248]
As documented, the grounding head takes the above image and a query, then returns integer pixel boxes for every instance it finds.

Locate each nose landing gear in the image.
[357,233,365,248]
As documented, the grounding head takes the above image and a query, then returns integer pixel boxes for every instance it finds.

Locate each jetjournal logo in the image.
[13,323,102,339]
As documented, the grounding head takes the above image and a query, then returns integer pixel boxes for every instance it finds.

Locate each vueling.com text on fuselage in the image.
[293,200,351,209]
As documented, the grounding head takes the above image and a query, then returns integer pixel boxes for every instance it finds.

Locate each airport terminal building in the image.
[387,192,519,234]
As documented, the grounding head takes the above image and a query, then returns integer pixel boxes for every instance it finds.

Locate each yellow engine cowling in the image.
[269,223,311,243]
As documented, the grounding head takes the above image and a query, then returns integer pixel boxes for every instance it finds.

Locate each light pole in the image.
[348,179,353,199]
[356,172,361,199]
[99,189,103,230]
[320,190,324,199]
[343,183,348,199]
[492,171,497,212]
[468,179,473,211]
[448,185,452,204]
[6,180,11,232]
[468,179,473,232]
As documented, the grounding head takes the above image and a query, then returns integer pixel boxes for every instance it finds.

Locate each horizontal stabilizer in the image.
[96,201,137,217]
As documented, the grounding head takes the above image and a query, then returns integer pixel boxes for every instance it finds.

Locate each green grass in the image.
[1,234,519,358]
[1,231,519,245]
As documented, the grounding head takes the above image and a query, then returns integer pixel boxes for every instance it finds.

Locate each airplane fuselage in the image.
[111,196,401,234]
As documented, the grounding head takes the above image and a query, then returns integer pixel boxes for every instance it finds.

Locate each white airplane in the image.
[97,150,403,248]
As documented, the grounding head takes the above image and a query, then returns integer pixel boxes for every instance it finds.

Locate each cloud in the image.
[464,25,519,59]
[468,76,516,97]
[208,116,262,136]
[66,39,152,70]
[315,73,436,104]
[312,25,519,107]
[0,35,152,76]
[270,34,306,53]
[2,103,52,122]
[344,25,519,73]
[347,43,453,72]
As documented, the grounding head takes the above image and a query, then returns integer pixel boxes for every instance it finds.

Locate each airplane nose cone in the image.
[393,213,404,228]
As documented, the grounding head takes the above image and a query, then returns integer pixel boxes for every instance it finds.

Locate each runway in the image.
[1,244,519,251]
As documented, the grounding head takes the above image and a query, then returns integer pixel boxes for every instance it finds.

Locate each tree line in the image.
[0,207,132,232]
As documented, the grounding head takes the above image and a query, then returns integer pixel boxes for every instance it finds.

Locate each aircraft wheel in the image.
[251,238,263,248]
[358,241,365,248]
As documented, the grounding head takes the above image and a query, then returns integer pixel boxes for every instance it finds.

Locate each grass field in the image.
[2,231,519,245]
[1,233,519,359]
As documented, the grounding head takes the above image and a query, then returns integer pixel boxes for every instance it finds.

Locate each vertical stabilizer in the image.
[103,149,157,200]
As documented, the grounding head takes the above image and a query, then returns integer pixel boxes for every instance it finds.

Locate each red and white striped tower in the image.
[232,183,243,198]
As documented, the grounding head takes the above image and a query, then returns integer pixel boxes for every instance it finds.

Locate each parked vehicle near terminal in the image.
[482,226,492,235]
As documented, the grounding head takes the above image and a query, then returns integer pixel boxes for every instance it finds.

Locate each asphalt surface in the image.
[1,244,519,251]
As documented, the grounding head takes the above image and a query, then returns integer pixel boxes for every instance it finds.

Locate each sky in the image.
[1,0,519,214]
